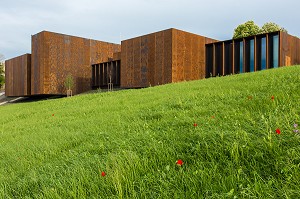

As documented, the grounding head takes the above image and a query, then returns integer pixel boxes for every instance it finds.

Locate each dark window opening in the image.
[215,44,223,76]
[91,60,121,89]
[206,45,213,78]
[224,42,233,75]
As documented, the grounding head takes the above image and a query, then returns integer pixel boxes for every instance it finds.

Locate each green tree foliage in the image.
[64,74,74,90]
[0,65,4,89]
[261,22,287,34]
[0,54,5,89]
[233,21,260,39]
[233,21,288,39]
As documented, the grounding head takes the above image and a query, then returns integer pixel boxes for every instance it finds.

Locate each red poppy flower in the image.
[193,123,198,127]
[276,128,281,134]
[176,159,183,166]
[52,114,54,116]
[101,171,106,177]
[271,96,274,100]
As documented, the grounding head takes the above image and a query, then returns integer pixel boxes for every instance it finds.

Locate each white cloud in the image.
[0,0,299,59]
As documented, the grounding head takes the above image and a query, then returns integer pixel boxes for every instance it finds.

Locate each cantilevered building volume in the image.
[119,28,216,88]
[91,29,217,89]
[5,28,300,97]
[5,31,120,96]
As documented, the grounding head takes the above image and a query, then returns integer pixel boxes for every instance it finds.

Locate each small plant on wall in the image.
[64,74,74,97]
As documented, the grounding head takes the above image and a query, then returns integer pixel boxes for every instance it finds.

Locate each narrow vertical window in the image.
[205,45,213,77]
[240,42,243,73]
[273,35,279,68]
[261,37,266,70]
[250,39,254,72]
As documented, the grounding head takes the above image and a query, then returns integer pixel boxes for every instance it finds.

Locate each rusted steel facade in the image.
[31,31,121,95]
[120,29,172,88]
[206,31,300,77]
[5,29,300,97]
[280,31,300,66]
[120,28,217,88]
[5,54,31,96]
[172,29,217,82]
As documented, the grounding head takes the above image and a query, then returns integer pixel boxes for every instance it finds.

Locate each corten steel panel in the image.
[5,54,31,97]
[280,32,300,66]
[120,40,127,87]
[127,38,134,87]
[148,33,156,86]
[31,32,44,95]
[172,29,218,83]
[191,34,199,80]
[113,52,121,61]
[121,29,173,88]
[155,31,164,85]
[164,30,173,84]
[185,33,192,79]
[31,31,120,95]
[133,37,141,87]
[280,32,288,66]
[141,35,148,87]
[121,28,217,88]
[172,30,184,82]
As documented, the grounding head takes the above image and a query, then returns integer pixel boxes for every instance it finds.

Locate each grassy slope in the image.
[0,66,299,198]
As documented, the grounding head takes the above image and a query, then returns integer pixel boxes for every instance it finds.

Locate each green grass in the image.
[0,66,300,198]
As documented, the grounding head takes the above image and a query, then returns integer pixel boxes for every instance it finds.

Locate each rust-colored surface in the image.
[172,29,217,82]
[121,28,217,88]
[31,31,120,95]
[113,52,121,61]
[5,54,31,97]
[280,32,300,66]
[121,29,174,88]
[8,29,300,97]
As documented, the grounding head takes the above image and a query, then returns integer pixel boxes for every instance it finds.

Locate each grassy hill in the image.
[0,66,299,198]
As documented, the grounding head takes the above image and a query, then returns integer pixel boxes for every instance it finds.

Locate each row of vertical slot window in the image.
[206,34,279,77]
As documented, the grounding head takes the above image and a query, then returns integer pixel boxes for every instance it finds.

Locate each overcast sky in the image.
[0,0,299,60]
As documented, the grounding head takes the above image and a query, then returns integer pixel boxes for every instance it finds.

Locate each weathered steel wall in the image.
[121,29,173,88]
[172,29,217,82]
[113,52,121,61]
[121,28,217,88]
[31,31,121,95]
[280,32,300,66]
[5,54,31,97]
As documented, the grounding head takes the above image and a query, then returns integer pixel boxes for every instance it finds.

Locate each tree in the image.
[233,21,288,39]
[260,22,287,34]
[0,54,4,89]
[233,21,260,39]
[64,74,74,97]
